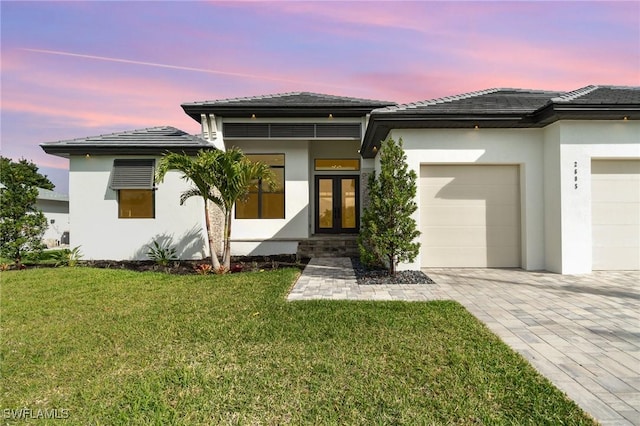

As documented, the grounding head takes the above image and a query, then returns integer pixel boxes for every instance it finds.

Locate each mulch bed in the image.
[12,255,434,285]
[81,255,309,275]
[351,257,435,285]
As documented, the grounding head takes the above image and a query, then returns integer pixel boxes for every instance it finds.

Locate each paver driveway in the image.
[288,258,640,425]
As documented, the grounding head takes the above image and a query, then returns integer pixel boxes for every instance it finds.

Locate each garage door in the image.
[592,160,640,270]
[420,165,521,267]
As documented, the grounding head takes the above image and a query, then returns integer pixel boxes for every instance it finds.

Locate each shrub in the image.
[146,241,178,266]
[194,263,213,275]
[52,246,83,267]
[358,138,420,275]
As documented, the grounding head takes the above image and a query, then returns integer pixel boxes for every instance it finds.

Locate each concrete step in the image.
[297,235,359,258]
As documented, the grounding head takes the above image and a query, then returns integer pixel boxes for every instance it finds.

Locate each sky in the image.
[1,1,639,194]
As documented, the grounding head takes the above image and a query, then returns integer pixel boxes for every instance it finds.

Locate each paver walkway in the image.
[288,257,640,425]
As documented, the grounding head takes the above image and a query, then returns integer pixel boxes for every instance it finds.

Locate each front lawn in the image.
[1,268,595,425]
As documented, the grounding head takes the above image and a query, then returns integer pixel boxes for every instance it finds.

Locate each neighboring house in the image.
[36,188,70,247]
[41,86,640,274]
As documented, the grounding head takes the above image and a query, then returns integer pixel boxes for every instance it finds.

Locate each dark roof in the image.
[362,85,640,157]
[552,85,640,104]
[41,126,213,158]
[182,91,396,121]
[374,88,561,115]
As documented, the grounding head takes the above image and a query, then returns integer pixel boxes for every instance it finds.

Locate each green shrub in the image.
[52,246,83,267]
[146,241,178,266]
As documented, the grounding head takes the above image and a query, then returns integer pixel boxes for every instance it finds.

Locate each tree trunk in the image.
[222,210,232,270]
[389,254,396,275]
[204,203,221,270]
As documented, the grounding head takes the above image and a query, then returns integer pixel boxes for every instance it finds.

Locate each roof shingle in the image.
[41,126,212,158]
[181,92,396,120]
[552,85,640,104]
[375,88,562,115]
[182,91,395,108]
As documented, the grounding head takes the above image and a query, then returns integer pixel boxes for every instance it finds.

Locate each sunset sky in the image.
[2,1,639,193]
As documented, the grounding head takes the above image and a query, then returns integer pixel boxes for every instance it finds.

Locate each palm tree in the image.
[156,149,275,270]
[207,148,276,269]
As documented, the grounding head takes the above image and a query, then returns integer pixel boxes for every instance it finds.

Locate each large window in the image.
[109,159,155,219]
[236,154,285,219]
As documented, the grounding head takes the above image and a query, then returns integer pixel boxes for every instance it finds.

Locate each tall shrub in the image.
[358,138,420,274]
[0,157,53,267]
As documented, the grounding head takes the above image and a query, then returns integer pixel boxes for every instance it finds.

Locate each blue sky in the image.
[2,1,639,193]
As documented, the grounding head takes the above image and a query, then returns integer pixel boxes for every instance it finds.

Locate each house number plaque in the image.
[574,161,578,189]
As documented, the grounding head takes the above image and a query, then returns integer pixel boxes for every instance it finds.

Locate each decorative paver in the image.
[288,257,640,425]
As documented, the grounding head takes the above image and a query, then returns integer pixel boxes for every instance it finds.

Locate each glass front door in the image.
[315,176,359,233]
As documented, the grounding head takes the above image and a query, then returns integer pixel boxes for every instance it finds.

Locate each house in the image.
[41,86,640,274]
[36,188,70,247]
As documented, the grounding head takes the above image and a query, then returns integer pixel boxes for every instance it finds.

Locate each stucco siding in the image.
[387,128,545,271]
[69,155,209,261]
[555,120,640,273]
[37,199,69,245]
[226,140,310,255]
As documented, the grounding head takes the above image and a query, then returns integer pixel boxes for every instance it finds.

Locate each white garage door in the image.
[592,160,640,270]
[420,165,521,267]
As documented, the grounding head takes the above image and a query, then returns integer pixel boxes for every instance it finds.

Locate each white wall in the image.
[554,120,640,274]
[69,155,209,260]
[543,123,563,273]
[385,128,546,271]
[37,199,69,246]
[226,140,310,255]
[382,121,640,273]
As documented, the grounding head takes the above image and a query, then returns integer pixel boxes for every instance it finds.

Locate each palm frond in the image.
[179,187,202,205]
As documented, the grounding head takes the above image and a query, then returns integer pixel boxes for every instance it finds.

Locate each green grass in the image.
[1,268,595,425]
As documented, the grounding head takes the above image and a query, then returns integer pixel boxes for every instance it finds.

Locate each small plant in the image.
[230,263,243,273]
[214,265,228,275]
[0,263,10,271]
[52,246,83,267]
[146,241,178,266]
[194,263,213,275]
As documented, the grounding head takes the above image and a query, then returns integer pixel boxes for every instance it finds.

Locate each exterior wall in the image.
[382,121,640,273]
[553,120,640,274]
[37,199,69,247]
[69,155,209,260]
[226,140,310,255]
[385,128,546,271]
[543,124,562,272]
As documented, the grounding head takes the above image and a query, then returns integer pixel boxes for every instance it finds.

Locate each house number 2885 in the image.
[574,161,578,189]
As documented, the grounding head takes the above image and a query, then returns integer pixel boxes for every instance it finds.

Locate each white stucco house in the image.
[41,85,640,274]
[36,188,70,247]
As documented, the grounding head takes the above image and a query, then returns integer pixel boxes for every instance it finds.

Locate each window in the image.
[236,154,285,219]
[109,159,155,219]
[314,159,360,171]
[118,189,154,218]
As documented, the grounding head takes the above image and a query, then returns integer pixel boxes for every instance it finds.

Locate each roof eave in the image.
[40,144,215,158]
[360,113,533,158]
[534,103,640,126]
[181,104,391,122]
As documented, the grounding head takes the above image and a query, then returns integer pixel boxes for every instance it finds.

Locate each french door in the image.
[315,176,359,234]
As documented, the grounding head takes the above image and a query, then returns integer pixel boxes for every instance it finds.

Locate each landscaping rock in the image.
[351,257,435,285]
